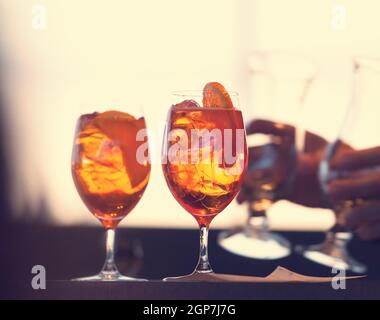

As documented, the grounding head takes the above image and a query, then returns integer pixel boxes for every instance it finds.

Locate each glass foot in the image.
[72,271,148,282]
[163,271,214,282]
[295,232,367,274]
[218,227,291,260]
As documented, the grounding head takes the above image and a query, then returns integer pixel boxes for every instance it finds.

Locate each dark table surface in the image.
[1,225,380,299]
[10,278,379,300]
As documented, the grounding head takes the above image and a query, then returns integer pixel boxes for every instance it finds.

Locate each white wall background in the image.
[0,0,379,230]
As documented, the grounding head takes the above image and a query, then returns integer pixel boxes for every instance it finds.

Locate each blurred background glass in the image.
[0,0,379,233]
[296,57,380,273]
[218,52,316,259]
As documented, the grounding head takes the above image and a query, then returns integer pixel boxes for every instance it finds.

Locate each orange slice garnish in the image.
[91,111,150,190]
[202,82,234,109]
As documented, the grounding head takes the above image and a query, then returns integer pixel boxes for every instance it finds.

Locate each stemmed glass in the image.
[218,52,316,259]
[162,84,247,280]
[71,108,151,281]
[296,57,380,273]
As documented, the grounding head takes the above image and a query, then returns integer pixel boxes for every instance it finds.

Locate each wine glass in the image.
[218,52,317,260]
[296,57,380,274]
[71,108,151,281]
[161,85,247,280]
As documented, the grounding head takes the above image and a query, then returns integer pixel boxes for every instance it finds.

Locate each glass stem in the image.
[247,214,269,227]
[249,207,267,218]
[101,229,119,274]
[326,228,352,247]
[195,224,213,274]
[246,211,269,237]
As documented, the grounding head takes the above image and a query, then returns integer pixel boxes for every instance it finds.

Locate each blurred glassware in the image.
[218,52,317,260]
[296,57,380,274]
[117,238,145,277]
